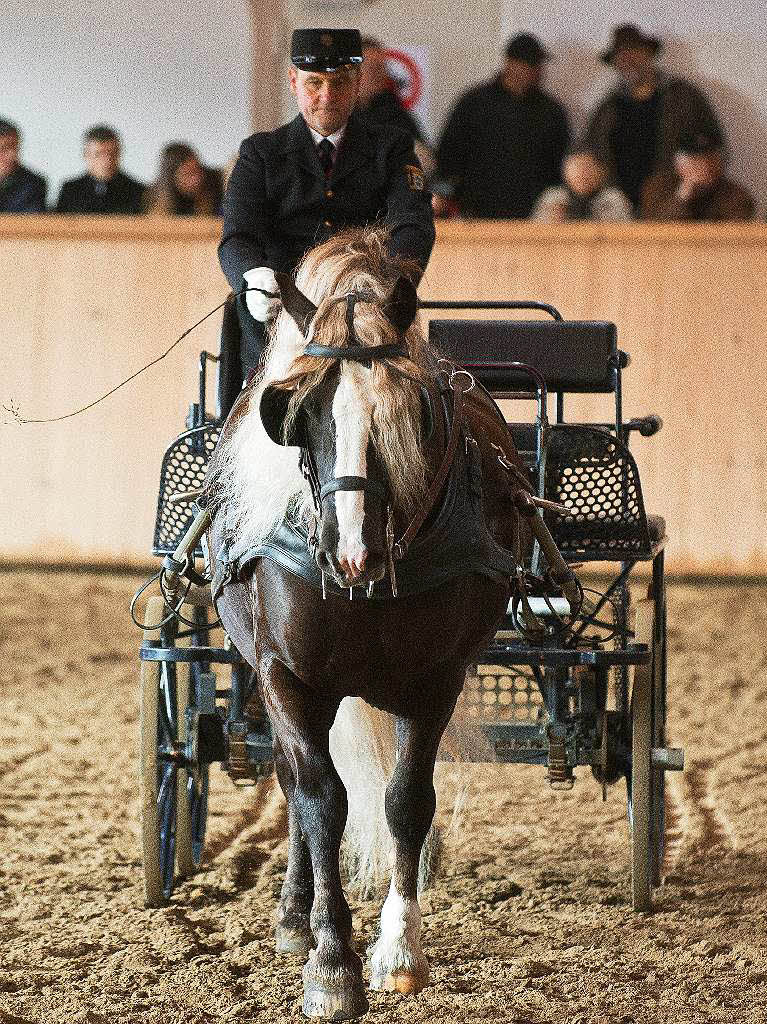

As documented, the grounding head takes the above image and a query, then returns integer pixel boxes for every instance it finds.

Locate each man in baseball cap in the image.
[218,27,434,388]
[433,32,569,219]
[641,126,755,221]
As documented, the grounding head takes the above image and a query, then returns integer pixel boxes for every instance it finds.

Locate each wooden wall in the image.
[2,215,765,574]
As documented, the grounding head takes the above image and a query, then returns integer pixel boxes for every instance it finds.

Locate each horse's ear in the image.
[383,276,418,335]
[274,272,317,337]
[259,384,305,447]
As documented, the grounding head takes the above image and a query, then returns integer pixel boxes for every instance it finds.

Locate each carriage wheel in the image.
[140,595,181,907]
[176,606,210,877]
[629,595,666,912]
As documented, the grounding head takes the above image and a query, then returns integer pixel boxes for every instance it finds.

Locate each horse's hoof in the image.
[369,968,428,995]
[275,924,313,955]
[302,982,369,1020]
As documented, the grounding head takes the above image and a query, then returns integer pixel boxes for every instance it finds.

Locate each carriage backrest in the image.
[427,319,619,394]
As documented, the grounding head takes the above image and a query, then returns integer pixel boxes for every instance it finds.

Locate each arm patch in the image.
[405,164,425,191]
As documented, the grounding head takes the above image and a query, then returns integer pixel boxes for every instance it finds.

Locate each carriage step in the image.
[650,747,684,771]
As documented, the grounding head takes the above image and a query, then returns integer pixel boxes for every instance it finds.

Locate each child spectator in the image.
[144,143,223,215]
[641,129,755,221]
[532,147,633,221]
[0,120,47,212]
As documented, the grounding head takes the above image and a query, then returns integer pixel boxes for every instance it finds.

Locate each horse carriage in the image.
[137,229,683,1019]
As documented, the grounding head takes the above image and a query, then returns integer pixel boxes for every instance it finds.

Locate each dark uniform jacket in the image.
[0,164,47,212]
[55,171,145,214]
[219,112,435,379]
[219,112,435,288]
[434,77,570,219]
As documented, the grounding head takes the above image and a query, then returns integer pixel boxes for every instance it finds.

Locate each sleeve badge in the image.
[405,164,425,191]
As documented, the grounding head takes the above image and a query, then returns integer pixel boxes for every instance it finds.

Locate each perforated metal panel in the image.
[544,425,651,560]
[152,424,220,557]
[460,661,545,724]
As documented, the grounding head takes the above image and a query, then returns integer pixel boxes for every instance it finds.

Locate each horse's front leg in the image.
[369,688,460,995]
[273,736,314,954]
[262,662,367,1020]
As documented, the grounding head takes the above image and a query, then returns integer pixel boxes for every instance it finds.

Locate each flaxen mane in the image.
[212,227,437,558]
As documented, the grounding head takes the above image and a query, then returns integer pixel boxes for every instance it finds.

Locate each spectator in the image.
[532,146,633,222]
[433,33,569,219]
[0,120,47,213]
[641,129,755,221]
[55,125,144,214]
[144,143,223,216]
[357,36,435,174]
[583,23,723,211]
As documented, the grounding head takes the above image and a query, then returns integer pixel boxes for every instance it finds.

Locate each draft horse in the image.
[207,227,530,1019]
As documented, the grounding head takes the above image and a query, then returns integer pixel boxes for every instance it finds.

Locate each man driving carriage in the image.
[218,28,436,403]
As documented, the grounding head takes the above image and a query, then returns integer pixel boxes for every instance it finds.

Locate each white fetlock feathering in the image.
[368,880,428,990]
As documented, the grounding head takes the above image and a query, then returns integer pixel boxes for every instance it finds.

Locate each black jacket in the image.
[0,165,47,213]
[435,78,569,218]
[358,91,428,146]
[219,112,435,289]
[55,171,145,214]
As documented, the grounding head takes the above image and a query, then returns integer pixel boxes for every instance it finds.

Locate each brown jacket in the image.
[641,172,755,221]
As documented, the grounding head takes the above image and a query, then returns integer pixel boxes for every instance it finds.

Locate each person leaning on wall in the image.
[640,129,755,221]
[432,33,569,219]
[531,145,633,222]
[582,23,724,213]
[143,142,223,216]
[55,125,145,214]
[0,119,47,213]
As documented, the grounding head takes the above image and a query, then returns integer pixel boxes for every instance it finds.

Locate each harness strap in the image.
[393,381,465,561]
[320,475,389,502]
[303,342,406,363]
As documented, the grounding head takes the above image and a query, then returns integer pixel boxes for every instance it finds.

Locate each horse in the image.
[206,226,530,1020]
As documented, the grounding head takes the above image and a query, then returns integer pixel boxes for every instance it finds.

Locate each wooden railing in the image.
[2,215,765,572]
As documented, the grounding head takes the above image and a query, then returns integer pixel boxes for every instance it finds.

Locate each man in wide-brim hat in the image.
[218,27,435,391]
[582,23,723,211]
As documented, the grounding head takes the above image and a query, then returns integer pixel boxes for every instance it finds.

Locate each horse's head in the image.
[259,268,433,591]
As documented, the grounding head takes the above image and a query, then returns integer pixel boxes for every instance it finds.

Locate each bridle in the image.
[296,290,469,598]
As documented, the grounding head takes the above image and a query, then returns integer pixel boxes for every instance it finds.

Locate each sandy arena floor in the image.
[1,570,766,1024]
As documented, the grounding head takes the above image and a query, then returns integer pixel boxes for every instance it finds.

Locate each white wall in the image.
[4,2,766,211]
[2,0,253,203]
[286,1,767,212]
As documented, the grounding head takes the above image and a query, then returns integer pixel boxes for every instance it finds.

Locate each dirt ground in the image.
[1,570,766,1024]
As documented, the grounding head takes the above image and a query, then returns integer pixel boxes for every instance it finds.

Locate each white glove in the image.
[243,267,280,322]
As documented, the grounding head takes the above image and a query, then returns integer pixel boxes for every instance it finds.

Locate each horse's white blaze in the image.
[332,363,373,575]
[369,879,427,987]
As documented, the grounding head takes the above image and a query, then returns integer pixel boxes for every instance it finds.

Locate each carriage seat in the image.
[428,318,666,562]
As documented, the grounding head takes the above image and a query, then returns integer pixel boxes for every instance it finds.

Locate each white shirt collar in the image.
[307,124,346,149]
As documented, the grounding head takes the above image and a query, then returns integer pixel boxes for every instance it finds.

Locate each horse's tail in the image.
[329,697,396,897]
[329,696,487,897]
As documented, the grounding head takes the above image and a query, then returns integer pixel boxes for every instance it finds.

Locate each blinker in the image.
[259,384,306,447]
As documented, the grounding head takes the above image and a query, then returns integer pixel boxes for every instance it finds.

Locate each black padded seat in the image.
[429,319,619,393]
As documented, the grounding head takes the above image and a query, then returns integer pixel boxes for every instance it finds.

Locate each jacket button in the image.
[324,219,332,227]
[325,189,333,198]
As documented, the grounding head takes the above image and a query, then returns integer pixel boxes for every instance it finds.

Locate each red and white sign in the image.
[381,45,430,134]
